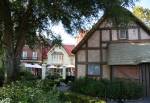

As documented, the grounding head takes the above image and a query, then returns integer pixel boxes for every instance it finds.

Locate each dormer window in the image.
[119,29,128,39]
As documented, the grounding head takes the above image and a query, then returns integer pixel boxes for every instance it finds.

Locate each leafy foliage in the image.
[133,6,150,27]
[0,80,61,103]
[60,92,106,103]
[71,78,143,100]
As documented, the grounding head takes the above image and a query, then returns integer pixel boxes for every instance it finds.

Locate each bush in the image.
[71,78,108,98]
[46,74,61,80]
[71,78,144,100]
[60,92,106,103]
[18,70,37,80]
[108,79,144,100]
[0,80,61,103]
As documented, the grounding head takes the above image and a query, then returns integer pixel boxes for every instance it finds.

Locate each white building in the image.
[47,44,75,76]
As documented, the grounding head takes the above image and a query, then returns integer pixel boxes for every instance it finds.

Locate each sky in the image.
[136,0,150,9]
[52,0,150,45]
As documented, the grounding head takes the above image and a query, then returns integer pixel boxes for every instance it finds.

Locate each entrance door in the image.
[139,63,150,96]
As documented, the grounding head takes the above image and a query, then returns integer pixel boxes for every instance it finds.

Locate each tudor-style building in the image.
[72,11,150,96]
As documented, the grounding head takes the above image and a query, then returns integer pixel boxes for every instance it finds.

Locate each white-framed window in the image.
[22,51,27,59]
[32,52,38,59]
[119,29,128,39]
[51,52,63,64]
[88,64,101,76]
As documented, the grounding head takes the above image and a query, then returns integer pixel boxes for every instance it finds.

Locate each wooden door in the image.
[139,63,150,96]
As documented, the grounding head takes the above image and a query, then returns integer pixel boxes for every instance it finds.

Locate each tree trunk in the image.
[3,47,14,83]
[3,48,21,83]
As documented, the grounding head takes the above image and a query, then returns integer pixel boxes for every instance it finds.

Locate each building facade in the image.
[47,44,75,66]
[21,39,51,76]
[47,44,75,76]
[21,45,43,64]
[72,11,150,96]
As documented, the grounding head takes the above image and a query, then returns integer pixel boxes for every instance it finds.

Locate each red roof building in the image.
[63,45,75,56]
[47,44,75,66]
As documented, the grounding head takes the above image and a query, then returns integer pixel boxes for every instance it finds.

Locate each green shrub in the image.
[46,74,61,80]
[71,78,143,100]
[0,80,61,103]
[71,78,109,98]
[108,79,144,100]
[18,70,36,80]
[60,92,106,103]
[36,79,57,91]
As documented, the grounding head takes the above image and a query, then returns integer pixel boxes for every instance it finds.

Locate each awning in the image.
[66,65,75,68]
[47,65,57,69]
[108,43,150,65]
[32,64,42,68]
[23,63,34,68]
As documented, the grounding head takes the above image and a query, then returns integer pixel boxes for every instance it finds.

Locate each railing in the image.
[21,57,38,60]
[52,60,63,65]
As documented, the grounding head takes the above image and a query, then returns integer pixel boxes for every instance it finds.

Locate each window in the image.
[32,52,37,59]
[119,29,128,39]
[51,52,63,64]
[22,51,27,59]
[88,64,101,76]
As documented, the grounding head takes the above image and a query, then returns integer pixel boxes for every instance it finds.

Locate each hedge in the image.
[71,78,144,100]
[60,92,106,103]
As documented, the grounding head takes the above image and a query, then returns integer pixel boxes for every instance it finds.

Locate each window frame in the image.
[51,52,64,64]
[87,64,101,76]
[118,29,128,40]
[22,51,27,59]
[32,51,38,59]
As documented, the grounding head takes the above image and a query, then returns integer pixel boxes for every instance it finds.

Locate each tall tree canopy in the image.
[133,6,150,27]
[0,0,139,82]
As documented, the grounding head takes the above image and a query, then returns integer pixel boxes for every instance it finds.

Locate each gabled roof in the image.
[48,44,75,56]
[72,10,150,54]
[63,45,75,56]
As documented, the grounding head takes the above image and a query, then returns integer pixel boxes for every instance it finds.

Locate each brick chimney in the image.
[75,29,87,45]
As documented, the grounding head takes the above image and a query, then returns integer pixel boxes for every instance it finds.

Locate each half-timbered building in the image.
[72,11,150,96]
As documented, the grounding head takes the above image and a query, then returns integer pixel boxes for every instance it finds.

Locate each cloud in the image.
[51,23,76,45]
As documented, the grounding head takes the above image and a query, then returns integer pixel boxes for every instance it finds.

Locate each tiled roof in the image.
[63,45,75,56]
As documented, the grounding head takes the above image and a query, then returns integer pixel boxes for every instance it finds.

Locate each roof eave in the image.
[72,15,106,54]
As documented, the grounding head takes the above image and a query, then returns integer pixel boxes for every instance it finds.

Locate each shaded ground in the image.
[57,82,70,92]
[108,97,150,103]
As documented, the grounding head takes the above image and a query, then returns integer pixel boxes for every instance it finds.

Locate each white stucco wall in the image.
[140,28,150,39]
[88,31,100,47]
[77,64,86,78]
[99,19,150,41]
[128,29,138,40]
[47,45,75,66]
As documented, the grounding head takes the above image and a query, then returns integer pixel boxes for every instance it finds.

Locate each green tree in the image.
[0,0,139,82]
[133,6,150,27]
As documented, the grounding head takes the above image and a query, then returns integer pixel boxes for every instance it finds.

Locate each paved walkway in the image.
[57,82,70,92]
